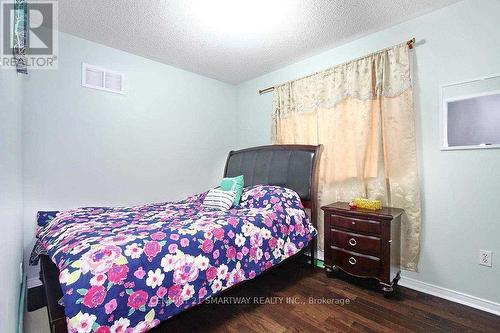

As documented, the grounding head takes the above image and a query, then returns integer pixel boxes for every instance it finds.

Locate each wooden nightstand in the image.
[321,202,404,295]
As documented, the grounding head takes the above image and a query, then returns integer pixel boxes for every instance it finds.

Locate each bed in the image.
[37,144,321,333]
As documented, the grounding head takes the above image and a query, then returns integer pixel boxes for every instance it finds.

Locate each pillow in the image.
[239,185,303,209]
[37,211,60,227]
[220,175,244,206]
[202,189,236,211]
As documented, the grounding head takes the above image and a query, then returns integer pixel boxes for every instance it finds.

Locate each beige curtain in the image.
[273,42,421,271]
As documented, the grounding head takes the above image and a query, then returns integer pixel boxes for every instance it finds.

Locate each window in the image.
[441,74,500,150]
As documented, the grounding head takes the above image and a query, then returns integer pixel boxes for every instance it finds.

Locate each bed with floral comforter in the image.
[38,185,317,332]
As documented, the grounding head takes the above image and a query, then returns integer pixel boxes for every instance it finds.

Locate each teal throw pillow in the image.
[220,175,244,206]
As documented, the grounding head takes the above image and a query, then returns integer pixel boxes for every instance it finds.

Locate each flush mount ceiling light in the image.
[188,0,295,38]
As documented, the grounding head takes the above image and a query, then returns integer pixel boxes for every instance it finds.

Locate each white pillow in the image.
[202,189,236,210]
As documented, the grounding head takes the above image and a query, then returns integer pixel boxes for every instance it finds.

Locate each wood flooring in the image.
[150,257,500,332]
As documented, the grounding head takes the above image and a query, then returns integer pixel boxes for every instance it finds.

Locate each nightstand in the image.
[321,202,404,295]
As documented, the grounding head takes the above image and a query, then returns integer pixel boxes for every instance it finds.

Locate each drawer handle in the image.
[348,238,357,246]
[348,257,357,265]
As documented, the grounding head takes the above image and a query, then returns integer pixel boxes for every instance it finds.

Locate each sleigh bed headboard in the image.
[223,144,322,228]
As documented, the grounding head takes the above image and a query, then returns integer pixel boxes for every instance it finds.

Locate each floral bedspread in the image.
[38,185,317,333]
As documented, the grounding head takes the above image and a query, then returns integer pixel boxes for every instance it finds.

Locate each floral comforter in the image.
[38,185,317,333]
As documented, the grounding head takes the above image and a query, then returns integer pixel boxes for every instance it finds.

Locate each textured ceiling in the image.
[57,0,459,84]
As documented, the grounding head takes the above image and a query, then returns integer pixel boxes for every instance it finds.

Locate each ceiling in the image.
[57,0,459,84]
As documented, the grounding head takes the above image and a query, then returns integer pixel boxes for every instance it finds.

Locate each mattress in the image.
[37,185,317,332]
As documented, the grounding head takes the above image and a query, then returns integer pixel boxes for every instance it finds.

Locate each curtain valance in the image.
[273,43,412,121]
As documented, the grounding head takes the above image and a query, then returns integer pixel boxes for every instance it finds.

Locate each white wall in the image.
[0,70,24,331]
[23,32,237,279]
[235,0,500,304]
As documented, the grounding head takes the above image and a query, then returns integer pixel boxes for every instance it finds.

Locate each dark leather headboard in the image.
[223,145,321,203]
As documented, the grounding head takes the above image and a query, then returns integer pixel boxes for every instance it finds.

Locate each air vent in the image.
[82,63,125,94]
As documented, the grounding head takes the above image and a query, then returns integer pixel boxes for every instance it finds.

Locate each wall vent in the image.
[81,63,125,94]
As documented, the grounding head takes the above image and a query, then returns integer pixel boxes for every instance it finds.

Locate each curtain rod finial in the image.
[407,38,416,49]
[259,87,275,95]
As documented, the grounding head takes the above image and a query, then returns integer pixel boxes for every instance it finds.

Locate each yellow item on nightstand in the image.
[353,198,382,210]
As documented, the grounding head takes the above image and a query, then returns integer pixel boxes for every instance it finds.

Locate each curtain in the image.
[272,42,421,271]
[14,0,28,74]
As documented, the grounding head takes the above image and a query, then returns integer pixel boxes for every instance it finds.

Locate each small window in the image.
[82,63,125,94]
[441,74,500,150]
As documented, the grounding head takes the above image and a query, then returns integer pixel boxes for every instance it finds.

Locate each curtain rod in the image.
[258,38,416,95]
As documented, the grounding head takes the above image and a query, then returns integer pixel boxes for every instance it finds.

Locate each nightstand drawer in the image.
[330,214,381,235]
[331,229,381,255]
[331,247,380,277]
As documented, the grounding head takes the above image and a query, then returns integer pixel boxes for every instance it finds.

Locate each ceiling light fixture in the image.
[189,0,294,37]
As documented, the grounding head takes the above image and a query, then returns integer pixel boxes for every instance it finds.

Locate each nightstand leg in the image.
[380,284,393,293]
[325,265,338,278]
[380,283,394,298]
[381,273,401,297]
[381,271,401,295]
[393,272,401,286]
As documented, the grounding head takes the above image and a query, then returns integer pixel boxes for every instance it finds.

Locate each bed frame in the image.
[39,144,322,333]
[224,144,322,266]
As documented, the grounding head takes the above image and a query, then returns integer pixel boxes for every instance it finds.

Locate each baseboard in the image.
[398,277,500,316]
[27,277,42,289]
[310,251,500,316]
[18,275,26,333]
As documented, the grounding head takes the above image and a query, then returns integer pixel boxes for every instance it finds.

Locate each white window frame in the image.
[81,62,125,94]
[440,73,500,151]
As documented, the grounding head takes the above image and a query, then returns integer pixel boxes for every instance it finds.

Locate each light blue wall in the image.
[235,0,500,303]
[17,0,500,308]
[0,69,24,331]
[23,32,237,279]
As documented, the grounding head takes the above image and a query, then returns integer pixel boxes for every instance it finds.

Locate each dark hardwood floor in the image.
[152,257,500,332]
